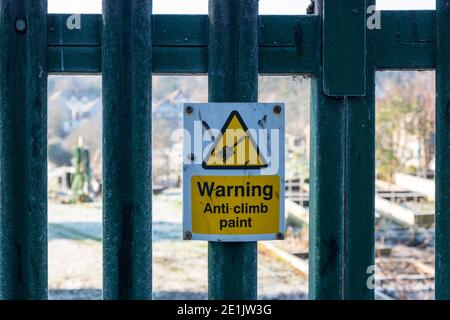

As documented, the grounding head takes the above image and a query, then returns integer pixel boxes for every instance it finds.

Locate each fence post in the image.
[102,0,153,299]
[208,0,258,300]
[0,0,48,299]
[309,0,375,299]
[435,0,450,300]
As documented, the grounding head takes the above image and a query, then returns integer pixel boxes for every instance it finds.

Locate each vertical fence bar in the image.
[435,0,450,300]
[208,0,258,300]
[102,0,153,299]
[309,0,344,299]
[310,0,375,299]
[0,0,48,300]
[342,19,375,302]
[309,70,345,299]
[343,0,375,299]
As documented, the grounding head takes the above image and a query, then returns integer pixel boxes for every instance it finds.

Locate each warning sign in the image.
[183,103,285,242]
[203,111,267,169]
[192,176,280,235]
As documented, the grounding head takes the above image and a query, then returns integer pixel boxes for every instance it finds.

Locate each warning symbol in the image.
[203,111,268,169]
[184,102,285,241]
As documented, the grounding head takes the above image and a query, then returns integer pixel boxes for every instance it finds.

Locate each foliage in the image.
[48,140,72,166]
[376,71,435,181]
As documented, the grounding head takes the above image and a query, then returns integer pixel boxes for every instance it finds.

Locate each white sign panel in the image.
[183,103,285,242]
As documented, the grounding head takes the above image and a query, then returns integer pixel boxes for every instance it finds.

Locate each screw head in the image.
[273,105,282,114]
[184,231,192,240]
[185,106,194,114]
[276,232,284,240]
[15,18,27,33]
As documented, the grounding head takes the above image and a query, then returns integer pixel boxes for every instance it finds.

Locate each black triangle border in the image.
[202,110,269,170]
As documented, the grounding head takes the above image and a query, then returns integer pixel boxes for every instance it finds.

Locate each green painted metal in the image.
[47,14,101,74]
[0,0,48,299]
[153,47,208,75]
[208,0,258,300]
[47,12,436,74]
[259,14,319,75]
[102,0,153,300]
[323,0,366,96]
[375,11,436,70]
[309,0,344,299]
[342,0,375,299]
[48,14,102,45]
[309,74,345,298]
[48,47,101,74]
[435,0,450,300]
[47,14,319,75]
[310,0,375,300]
[342,45,375,301]
[0,1,444,302]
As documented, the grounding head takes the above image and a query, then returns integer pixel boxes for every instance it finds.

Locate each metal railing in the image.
[0,0,448,300]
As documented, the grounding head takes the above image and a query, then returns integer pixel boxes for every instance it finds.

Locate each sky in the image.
[48,0,436,14]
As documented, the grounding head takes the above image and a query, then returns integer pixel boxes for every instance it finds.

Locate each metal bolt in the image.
[276,232,284,240]
[185,106,194,114]
[273,105,282,114]
[15,18,27,33]
[184,231,192,240]
[188,153,195,161]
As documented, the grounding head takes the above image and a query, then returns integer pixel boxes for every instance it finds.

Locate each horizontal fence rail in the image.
[47,11,436,75]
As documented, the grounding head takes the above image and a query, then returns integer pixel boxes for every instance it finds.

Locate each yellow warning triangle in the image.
[203,111,268,169]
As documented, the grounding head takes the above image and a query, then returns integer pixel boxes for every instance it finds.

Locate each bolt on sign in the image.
[183,103,285,241]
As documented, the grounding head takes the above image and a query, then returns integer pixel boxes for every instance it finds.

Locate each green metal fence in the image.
[0,0,447,300]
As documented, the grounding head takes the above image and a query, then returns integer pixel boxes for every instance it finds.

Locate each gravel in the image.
[48,191,307,300]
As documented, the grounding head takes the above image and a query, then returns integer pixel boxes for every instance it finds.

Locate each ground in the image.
[48,190,307,300]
